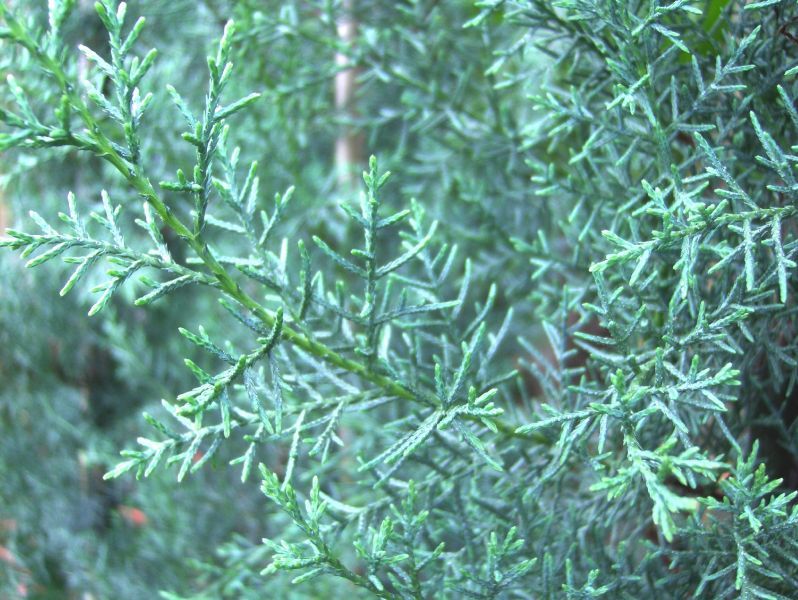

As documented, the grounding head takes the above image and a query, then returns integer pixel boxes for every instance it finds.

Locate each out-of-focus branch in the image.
[334,0,363,190]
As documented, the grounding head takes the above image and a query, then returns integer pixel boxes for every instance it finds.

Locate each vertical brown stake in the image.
[334,1,361,467]
[74,0,93,203]
[334,0,364,191]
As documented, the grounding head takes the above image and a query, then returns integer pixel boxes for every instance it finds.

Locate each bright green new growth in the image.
[2,0,798,597]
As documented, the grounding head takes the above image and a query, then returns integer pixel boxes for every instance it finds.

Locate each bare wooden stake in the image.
[334,0,364,191]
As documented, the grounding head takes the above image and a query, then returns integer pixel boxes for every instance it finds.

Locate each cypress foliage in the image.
[2,0,798,597]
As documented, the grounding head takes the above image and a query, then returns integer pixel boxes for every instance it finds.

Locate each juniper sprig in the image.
[3,1,798,598]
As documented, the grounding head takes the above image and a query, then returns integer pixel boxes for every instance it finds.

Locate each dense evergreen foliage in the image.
[2,0,798,597]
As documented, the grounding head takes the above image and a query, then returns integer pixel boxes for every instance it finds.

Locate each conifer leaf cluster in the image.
[2,0,798,597]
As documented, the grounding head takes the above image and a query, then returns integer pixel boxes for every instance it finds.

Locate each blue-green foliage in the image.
[2,0,798,597]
